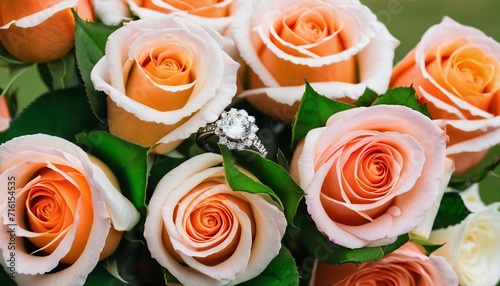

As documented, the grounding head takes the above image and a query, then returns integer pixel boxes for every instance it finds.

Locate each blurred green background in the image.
[0,0,499,203]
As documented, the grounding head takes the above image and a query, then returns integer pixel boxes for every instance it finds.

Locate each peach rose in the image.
[230,0,399,121]
[391,17,500,174]
[144,153,287,285]
[127,0,234,33]
[0,0,94,63]
[429,201,500,286]
[309,242,458,286]
[0,95,10,132]
[290,105,455,248]
[0,134,140,285]
[91,16,239,154]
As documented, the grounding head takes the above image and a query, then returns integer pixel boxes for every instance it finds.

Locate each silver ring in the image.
[196,108,268,157]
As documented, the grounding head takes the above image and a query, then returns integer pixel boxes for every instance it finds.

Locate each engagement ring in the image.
[196,108,268,157]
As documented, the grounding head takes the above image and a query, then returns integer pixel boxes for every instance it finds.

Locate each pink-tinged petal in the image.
[0,0,79,29]
[299,105,447,248]
[411,158,455,238]
[295,127,327,189]
[309,243,458,286]
[306,161,370,248]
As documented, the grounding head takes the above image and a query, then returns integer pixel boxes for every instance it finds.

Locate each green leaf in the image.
[372,86,432,118]
[230,148,305,228]
[355,87,379,107]
[449,156,500,191]
[276,149,290,172]
[301,217,409,264]
[409,233,445,256]
[148,153,186,195]
[38,52,80,90]
[239,246,299,286]
[75,131,150,218]
[0,86,100,144]
[0,266,17,286]
[221,145,283,207]
[84,261,126,286]
[432,192,472,230]
[74,13,120,121]
[291,81,354,149]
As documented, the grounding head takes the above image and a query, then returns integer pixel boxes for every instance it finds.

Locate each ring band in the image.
[196,108,268,157]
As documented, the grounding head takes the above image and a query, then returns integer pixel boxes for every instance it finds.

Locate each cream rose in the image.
[391,17,500,174]
[91,16,239,154]
[0,134,140,286]
[127,0,235,33]
[0,95,10,132]
[429,201,500,286]
[290,105,455,248]
[309,242,458,286]
[94,0,132,25]
[144,153,286,286]
[230,0,398,122]
[0,0,94,63]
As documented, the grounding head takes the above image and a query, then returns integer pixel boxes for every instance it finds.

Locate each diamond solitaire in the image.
[196,108,268,157]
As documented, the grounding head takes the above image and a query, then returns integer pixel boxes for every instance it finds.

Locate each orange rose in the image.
[230,0,398,121]
[91,16,239,154]
[309,242,458,286]
[391,17,500,174]
[0,0,94,63]
[127,0,233,33]
[0,134,139,285]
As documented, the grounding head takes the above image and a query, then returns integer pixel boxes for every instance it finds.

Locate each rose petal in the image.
[415,17,500,119]
[0,0,78,29]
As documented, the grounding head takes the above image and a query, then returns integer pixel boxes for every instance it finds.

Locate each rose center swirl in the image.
[186,200,232,242]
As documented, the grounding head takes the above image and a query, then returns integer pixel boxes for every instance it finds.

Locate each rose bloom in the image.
[230,0,399,122]
[0,95,10,132]
[429,201,500,286]
[0,134,140,285]
[290,105,455,248]
[0,0,94,63]
[144,153,287,285]
[309,242,458,286]
[91,16,239,154]
[391,17,500,174]
[126,0,235,33]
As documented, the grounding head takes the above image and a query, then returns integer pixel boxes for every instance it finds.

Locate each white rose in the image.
[429,202,500,286]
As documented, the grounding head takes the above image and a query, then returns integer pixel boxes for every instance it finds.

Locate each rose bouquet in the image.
[0,0,499,286]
